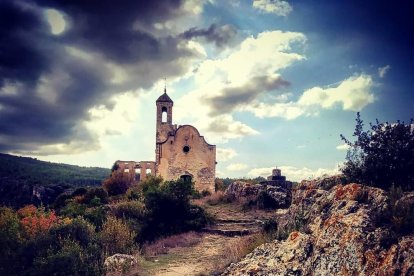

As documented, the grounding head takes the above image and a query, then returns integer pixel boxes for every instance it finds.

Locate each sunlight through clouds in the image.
[44,9,66,35]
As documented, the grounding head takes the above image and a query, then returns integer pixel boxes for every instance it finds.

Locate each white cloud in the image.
[217,148,237,162]
[253,0,292,16]
[227,163,248,171]
[378,65,391,78]
[248,165,340,182]
[336,143,350,151]
[298,74,374,111]
[243,101,305,120]
[174,30,306,141]
[86,92,140,138]
[242,73,375,120]
[247,167,274,178]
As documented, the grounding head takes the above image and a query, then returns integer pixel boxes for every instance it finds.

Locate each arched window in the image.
[161,106,167,123]
[146,168,151,175]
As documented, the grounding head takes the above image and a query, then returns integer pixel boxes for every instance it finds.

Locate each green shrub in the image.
[341,113,414,191]
[53,193,71,209]
[0,207,23,274]
[126,184,143,201]
[111,201,145,221]
[49,218,95,247]
[72,187,88,197]
[31,238,103,276]
[82,188,108,206]
[138,177,208,242]
[99,216,136,257]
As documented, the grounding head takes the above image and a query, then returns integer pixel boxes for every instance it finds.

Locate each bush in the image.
[138,177,208,242]
[111,201,145,221]
[53,193,71,209]
[82,188,109,206]
[72,187,88,197]
[103,172,133,196]
[17,205,59,239]
[341,113,414,191]
[31,238,103,276]
[0,207,23,274]
[49,218,95,247]
[99,216,136,256]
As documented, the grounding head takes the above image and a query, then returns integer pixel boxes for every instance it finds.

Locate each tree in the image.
[341,113,414,191]
[103,171,133,196]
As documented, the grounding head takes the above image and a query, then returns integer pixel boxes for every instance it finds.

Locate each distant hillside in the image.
[0,153,111,207]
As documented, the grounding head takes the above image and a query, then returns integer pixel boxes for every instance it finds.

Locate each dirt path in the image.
[130,203,281,275]
[138,234,240,275]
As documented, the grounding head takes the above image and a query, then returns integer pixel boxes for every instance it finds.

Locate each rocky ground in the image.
[119,177,414,275]
[223,179,414,275]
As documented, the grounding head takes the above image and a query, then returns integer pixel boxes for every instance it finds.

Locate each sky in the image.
[0,0,413,182]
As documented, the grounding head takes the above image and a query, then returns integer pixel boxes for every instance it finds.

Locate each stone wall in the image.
[115,160,156,182]
[157,125,216,193]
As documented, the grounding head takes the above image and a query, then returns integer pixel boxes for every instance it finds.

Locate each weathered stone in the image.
[114,91,216,193]
[225,181,292,209]
[104,253,137,272]
[223,182,414,275]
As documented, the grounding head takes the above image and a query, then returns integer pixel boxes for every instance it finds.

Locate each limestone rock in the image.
[225,181,291,209]
[223,182,414,275]
[104,253,137,272]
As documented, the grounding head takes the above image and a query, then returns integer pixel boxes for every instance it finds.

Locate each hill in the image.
[0,153,110,207]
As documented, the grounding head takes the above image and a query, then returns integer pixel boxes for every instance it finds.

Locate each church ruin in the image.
[115,89,216,193]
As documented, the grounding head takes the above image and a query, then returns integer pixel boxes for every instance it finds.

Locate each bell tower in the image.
[155,88,174,143]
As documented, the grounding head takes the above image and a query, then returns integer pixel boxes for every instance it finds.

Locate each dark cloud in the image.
[0,1,52,87]
[180,24,237,47]
[0,0,217,154]
[207,76,290,115]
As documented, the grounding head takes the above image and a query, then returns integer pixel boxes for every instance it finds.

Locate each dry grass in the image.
[193,191,235,206]
[212,233,268,273]
[142,231,202,257]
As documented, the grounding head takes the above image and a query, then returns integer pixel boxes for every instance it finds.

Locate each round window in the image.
[183,145,190,153]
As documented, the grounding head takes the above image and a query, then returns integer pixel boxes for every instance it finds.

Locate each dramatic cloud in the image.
[180,24,237,48]
[245,74,375,120]
[226,163,248,171]
[253,0,292,16]
[248,165,340,182]
[175,30,306,141]
[378,65,391,78]
[217,148,237,162]
[207,75,290,115]
[0,0,219,154]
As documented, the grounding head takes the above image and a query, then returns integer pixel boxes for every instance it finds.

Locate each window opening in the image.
[162,106,167,123]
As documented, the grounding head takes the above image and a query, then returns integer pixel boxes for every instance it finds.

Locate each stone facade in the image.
[115,90,216,193]
[115,160,156,182]
[260,167,292,189]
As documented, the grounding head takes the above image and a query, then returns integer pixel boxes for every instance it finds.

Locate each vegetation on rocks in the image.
[341,113,414,191]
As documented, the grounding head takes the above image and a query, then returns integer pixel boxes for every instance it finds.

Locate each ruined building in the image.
[260,167,292,189]
[115,90,216,193]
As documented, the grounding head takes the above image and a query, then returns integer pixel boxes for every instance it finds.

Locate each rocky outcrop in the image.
[223,180,414,275]
[225,181,292,209]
